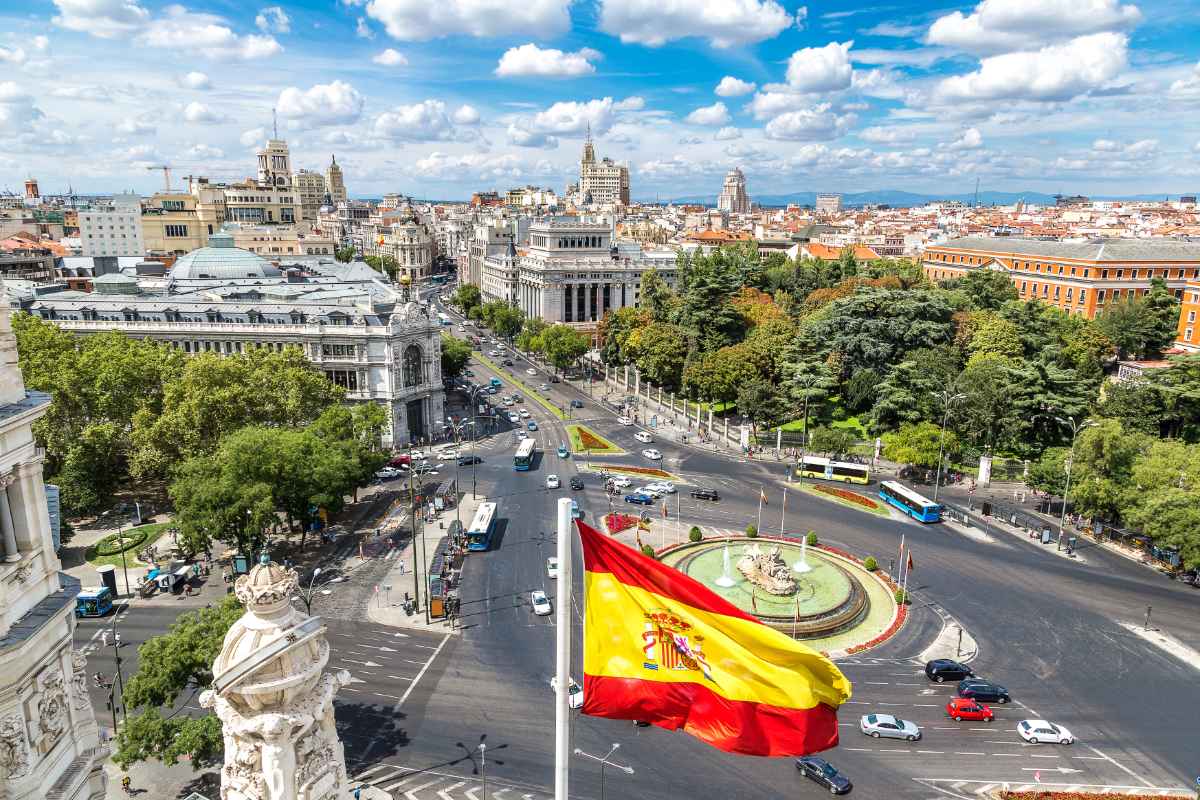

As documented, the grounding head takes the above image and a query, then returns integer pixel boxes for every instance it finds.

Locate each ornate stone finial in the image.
[234,559,299,617]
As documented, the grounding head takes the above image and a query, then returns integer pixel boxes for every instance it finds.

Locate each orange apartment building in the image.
[1178,279,1200,351]
[923,237,1200,320]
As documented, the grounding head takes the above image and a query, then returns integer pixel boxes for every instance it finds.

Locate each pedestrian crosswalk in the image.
[350,764,551,800]
[915,778,1192,798]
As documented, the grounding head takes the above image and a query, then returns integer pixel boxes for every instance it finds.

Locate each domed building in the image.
[168,232,283,282]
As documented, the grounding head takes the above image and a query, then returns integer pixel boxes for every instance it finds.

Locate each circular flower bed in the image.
[812,483,880,509]
[603,513,641,534]
[94,528,150,557]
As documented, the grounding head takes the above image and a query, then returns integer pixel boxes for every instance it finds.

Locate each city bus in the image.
[797,456,870,485]
[514,438,537,471]
[437,312,451,326]
[466,501,498,551]
[878,481,942,523]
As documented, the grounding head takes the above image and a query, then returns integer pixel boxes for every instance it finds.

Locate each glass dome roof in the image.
[169,232,283,280]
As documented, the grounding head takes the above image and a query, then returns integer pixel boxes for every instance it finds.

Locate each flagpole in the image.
[901,548,910,602]
[555,497,573,800]
[897,534,905,582]
[756,487,763,534]
[780,486,787,537]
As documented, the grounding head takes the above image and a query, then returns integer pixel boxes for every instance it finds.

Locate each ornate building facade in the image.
[0,297,106,799]
[578,132,630,208]
[716,167,751,214]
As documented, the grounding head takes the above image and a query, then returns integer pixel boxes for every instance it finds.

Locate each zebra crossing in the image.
[915,778,1193,798]
[350,764,552,800]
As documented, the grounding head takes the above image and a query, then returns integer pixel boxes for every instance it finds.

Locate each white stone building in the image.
[292,169,327,222]
[578,133,630,208]
[325,155,347,206]
[816,193,842,215]
[13,234,444,447]
[0,297,106,800]
[79,194,143,257]
[716,168,751,214]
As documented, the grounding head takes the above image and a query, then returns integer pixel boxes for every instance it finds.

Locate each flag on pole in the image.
[760,487,769,505]
[906,551,914,573]
[576,519,851,756]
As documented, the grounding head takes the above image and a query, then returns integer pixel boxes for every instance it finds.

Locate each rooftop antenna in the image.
[973,177,980,208]
[272,107,278,140]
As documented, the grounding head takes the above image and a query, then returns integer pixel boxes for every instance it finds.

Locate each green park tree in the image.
[1063,419,1148,520]
[1026,446,1070,497]
[114,596,243,769]
[626,322,688,391]
[807,426,856,458]
[334,245,356,263]
[944,269,1020,310]
[597,307,650,366]
[540,324,590,373]
[515,318,549,354]
[1123,487,1200,570]
[440,333,472,378]
[881,421,960,468]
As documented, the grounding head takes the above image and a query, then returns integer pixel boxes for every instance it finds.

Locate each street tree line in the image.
[450,284,590,374]
[12,314,387,534]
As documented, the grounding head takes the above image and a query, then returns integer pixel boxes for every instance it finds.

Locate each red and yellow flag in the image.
[578,520,851,757]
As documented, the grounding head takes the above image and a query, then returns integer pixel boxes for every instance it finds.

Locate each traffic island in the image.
[85,521,175,569]
[793,481,891,518]
[565,423,624,456]
[583,463,683,482]
[472,352,567,420]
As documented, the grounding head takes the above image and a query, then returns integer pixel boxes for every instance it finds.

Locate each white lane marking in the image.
[864,681,891,685]
[843,747,873,751]
[402,779,442,798]
[1029,754,1061,759]
[352,764,388,779]
[397,634,450,707]
[1086,745,1155,788]
[388,675,414,681]
[917,750,945,755]
[438,781,466,800]
[990,754,1020,758]
[954,752,985,756]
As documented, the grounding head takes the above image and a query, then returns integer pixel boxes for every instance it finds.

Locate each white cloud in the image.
[118,143,163,164]
[255,6,290,33]
[0,46,27,65]
[179,71,210,89]
[786,41,854,92]
[714,126,742,140]
[763,103,855,141]
[850,68,907,100]
[277,80,364,126]
[141,5,282,59]
[507,124,559,148]
[1168,61,1200,101]
[365,0,570,41]
[495,43,600,78]
[715,76,756,97]
[1092,138,1157,156]
[411,151,533,181]
[947,127,983,149]
[187,143,224,159]
[936,32,1127,102]
[528,97,615,135]
[927,0,1141,54]
[0,82,44,131]
[373,100,472,142]
[678,135,702,145]
[452,104,480,124]
[1092,138,1120,151]
[116,118,156,135]
[859,126,917,143]
[240,127,266,147]
[860,21,921,37]
[598,0,795,48]
[613,96,645,111]
[372,48,407,66]
[745,88,809,120]
[182,101,224,123]
[851,47,949,67]
[52,0,150,38]
[356,17,373,38]
[685,101,730,126]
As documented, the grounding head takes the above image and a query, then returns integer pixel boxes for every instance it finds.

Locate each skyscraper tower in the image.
[256,138,294,189]
[581,124,595,166]
[716,167,751,214]
[325,154,347,205]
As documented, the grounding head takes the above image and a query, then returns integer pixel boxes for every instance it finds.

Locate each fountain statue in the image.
[200,557,351,800]
[793,534,813,574]
[714,540,736,587]
[737,543,798,596]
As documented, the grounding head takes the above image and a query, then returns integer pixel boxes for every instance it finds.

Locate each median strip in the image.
[473,352,567,420]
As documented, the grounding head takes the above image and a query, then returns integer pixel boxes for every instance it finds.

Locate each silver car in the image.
[860,713,922,741]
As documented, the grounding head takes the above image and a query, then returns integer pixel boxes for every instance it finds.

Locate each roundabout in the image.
[658,535,901,655]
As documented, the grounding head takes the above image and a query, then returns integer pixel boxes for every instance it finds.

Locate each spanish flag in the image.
[578,520,851,756]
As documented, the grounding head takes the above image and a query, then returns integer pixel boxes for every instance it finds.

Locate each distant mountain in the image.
[649,189,1189,208]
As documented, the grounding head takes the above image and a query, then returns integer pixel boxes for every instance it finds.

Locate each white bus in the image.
[514,438,537,471]
[466,501,498,551]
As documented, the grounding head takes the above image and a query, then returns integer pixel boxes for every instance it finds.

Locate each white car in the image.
[635,485,663,498]
[531,590,552,616]
[1018,720,1074,745]
[374,467,403,480]
[526,368,537,376]
[519,409,531,418]
[539,383,551,391]
[642,448,663,461]
[550,677,584,709]
[616,416,634,426]
[508,413,520,423]
[516,431,529,440]
[633,431,654,443]
[546,557,559,579]
[646,481,676,495]
[611,476,633,489]
[546,474,561,489]
[860,713,922,741]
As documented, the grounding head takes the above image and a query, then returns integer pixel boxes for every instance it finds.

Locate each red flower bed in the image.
[604,513,640,534]
[811,483,879,509]
[1001,794,1179,800]
[845,602,907,655]
[578,428,615,451]
[608,465,674,478]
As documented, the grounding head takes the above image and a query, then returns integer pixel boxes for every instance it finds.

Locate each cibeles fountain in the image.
[201,556,369,800]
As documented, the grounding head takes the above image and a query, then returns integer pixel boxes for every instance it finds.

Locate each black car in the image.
[569,476,584,490]
[957,678,1010,704]
[502,358,514,366]
[458,455,483,466]
[925,658,973,683]
[570,399,584,408]
[550,375,561,383]
[796,756,852,795]
[690,488,720,501]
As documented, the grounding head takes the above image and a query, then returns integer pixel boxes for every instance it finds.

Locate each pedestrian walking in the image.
[121,776,132,795]
[399,559,406,573]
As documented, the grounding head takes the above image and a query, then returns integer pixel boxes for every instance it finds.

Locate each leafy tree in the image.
[56,422,123,516]
[882,421,960,468]
[1027,446,1070,496]
[780,356,836,424]
[1065,419,1148,520]
[682,345,758,404]
[953,352,1031,453]
[968,314,1024,359]
[868,346,961,433]
[1096,379,1171,436]
[843,368,881,415]
[1096,281,1180,360]
[452,283,483,316]
[597,307,650,365]
[540,324,590,373]
[480,300,524,339]
[736,377,790,432]
[130,347,343,479]
[807,426,855,457]
[440,333,471,378]
[364,254,399,278]
[943,269,1019,310]
[1129,439,1200,497]
[115,596,243,769]
[626,322,688,391]
[1060,319,1116,384]
[515,318,549,353]
[639,268,676,322]
[1124,487,1200,570]
[1137,354,1200,440]
[334,245,356,263]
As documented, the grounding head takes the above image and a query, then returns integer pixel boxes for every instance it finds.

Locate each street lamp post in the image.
[795,376,817,485]
[1055,416,1095,550]
[574,743,634,800]
[295,567,323,614]
[932,390,965,503]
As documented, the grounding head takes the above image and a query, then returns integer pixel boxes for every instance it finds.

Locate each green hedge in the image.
[94,528,150,556]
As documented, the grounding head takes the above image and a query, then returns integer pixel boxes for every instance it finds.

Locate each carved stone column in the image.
[0,475,18,563]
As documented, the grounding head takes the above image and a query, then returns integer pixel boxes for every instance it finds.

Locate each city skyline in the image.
[1,0,1199,199]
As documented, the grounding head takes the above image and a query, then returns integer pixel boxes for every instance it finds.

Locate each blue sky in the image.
[2,0,1199,200]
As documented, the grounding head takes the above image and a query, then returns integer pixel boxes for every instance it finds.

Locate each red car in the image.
[945,697,994,722]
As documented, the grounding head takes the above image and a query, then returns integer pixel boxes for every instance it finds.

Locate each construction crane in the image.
[146,165,173,193]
